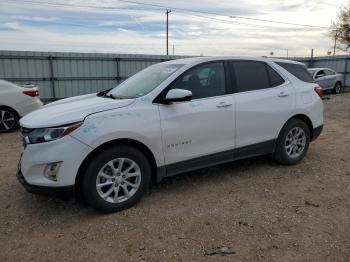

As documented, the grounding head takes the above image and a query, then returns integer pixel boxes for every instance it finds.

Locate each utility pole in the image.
[310,48,314,67]
[172,44,174,56]
[286,49,289,58]
[333,29,338,56]
[166,9,171,56]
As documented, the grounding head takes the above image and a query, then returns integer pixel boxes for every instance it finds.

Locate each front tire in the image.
[273,119,310,165]
[82,145,151,213]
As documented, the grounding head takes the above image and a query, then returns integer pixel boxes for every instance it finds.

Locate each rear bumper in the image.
[17,169,74,199]
[312,125,323,141]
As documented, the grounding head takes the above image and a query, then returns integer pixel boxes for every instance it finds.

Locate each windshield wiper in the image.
[97,89,112,98]
[110,94,136,99]
[97,90,135,99]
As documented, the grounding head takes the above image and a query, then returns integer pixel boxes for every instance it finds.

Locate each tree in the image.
[329,3,350,53]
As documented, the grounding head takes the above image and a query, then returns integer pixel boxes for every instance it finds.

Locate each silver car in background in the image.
[308,68,343,94]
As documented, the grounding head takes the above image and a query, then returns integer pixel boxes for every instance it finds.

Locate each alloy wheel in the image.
[285,127,306,159]
[0,110,16,132]
[96,158,141,204]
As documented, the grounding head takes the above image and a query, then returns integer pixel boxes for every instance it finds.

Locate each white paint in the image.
[0,80,43,117]
[19,56,323,189]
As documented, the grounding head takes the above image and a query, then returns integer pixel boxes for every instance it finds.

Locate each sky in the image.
[0,0,347,57]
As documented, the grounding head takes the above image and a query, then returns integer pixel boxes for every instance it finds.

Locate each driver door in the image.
[315,70,327,89]
[157,62,235,173]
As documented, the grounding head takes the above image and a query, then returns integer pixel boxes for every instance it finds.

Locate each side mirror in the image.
[162,89,192,104]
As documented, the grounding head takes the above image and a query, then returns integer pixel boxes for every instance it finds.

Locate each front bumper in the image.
[17,169,74,199]
[19,134,92,188]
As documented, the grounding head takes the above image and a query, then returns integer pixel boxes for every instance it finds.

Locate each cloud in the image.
[0,0,346,57]
[9,15,60,22]
[1,22,23,30]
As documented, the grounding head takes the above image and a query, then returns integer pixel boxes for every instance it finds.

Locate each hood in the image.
[20,93,135,128]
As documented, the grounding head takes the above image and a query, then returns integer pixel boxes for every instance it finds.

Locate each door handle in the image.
[278,92,289,98]
[216,102,233,108]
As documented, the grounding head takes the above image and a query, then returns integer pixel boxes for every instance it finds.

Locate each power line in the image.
[116,0,329,28]
[318,2,342,7]
[1,0,164,12]
[173,11,320,30]
[3,0,329,31]
[229,15,328,28]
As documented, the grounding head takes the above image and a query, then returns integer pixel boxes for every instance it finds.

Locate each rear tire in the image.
[273,119,310,165]
[333,82,342,94]
[82,145,151,213]
[0,106,19,133]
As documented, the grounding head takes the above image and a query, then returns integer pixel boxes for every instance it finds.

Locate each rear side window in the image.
[232,61,270,92]
[232,61,284,92]
[325,69,336,76]
[277,62,314,83]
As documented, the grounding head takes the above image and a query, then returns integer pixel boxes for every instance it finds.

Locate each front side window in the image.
[108,63,184,98]
[316,70,325,77]
[233,61,270,92]
[170,62,226,99]
[308,69,317,76]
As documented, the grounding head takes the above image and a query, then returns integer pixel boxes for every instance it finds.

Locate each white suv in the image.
[18,57,324,213]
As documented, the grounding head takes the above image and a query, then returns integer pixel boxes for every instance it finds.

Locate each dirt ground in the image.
[0,92,350,262]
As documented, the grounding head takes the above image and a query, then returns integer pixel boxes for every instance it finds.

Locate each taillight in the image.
[23,90,39,97]
[314,86,323,98]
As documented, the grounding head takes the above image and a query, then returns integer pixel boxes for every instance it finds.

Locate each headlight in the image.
[24,122,83,144]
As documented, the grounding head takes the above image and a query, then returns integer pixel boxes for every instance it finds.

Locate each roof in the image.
[307,68,330,70]
[164,56,305,66]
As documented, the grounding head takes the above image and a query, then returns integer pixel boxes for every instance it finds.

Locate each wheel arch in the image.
[75,138,158,197]
[0,105,20,118]
[282,114,314,141]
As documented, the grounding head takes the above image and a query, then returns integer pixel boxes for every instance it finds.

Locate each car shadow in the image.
[152,154,276,194]
[19,154,279,216]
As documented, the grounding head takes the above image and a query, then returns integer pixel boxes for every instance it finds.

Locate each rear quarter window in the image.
[276,62,314,83]
[325,70,336,76]
[267,66,285,87]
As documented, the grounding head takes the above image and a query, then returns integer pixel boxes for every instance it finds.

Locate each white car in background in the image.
[308,68,343,94]
[0,80,43,132]
[18,57,323,213]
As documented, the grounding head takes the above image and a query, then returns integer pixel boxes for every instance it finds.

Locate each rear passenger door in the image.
[230,61,295,148]
[325,69,336,89]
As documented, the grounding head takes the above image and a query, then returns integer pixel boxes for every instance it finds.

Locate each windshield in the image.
[308,69,316,75]
[108,63,184,98]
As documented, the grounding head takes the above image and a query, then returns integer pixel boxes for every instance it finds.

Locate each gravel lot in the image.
[1,92,350,262]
